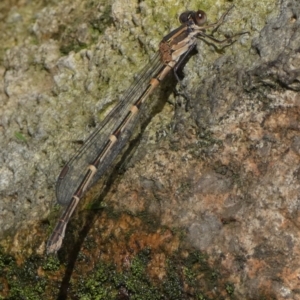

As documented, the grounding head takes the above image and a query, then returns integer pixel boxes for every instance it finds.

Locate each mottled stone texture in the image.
[1,0,300,298]
[199,1,300,298]
[109,0,300,298]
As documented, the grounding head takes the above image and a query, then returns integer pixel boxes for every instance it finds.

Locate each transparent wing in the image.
[56,52,164,205]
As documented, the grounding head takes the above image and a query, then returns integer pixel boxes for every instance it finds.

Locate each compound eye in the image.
[179,11,194,24]
[192,10,207,26]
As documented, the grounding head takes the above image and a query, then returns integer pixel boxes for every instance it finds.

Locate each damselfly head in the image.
[192,10,207,26]
[179,11,193,24]
[179,10,207,26]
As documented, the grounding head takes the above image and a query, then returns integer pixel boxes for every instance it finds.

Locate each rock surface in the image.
[1,0,300,299]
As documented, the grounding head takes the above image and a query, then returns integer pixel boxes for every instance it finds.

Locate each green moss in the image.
[0,216,237,299]
[162,260,183,299]
[42,255,60,271]
[0,249,15,274]
[225,282,235,295]
[89,4,112,34]
[76,249,160,299]
[0,249,50,299]
[14,131,27,142]
[8,280,47,300]
[185,250,209,268]
[0,242,249,299]
[77,264,117,300]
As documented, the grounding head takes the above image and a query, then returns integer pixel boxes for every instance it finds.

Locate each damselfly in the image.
[47,6,247,254]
